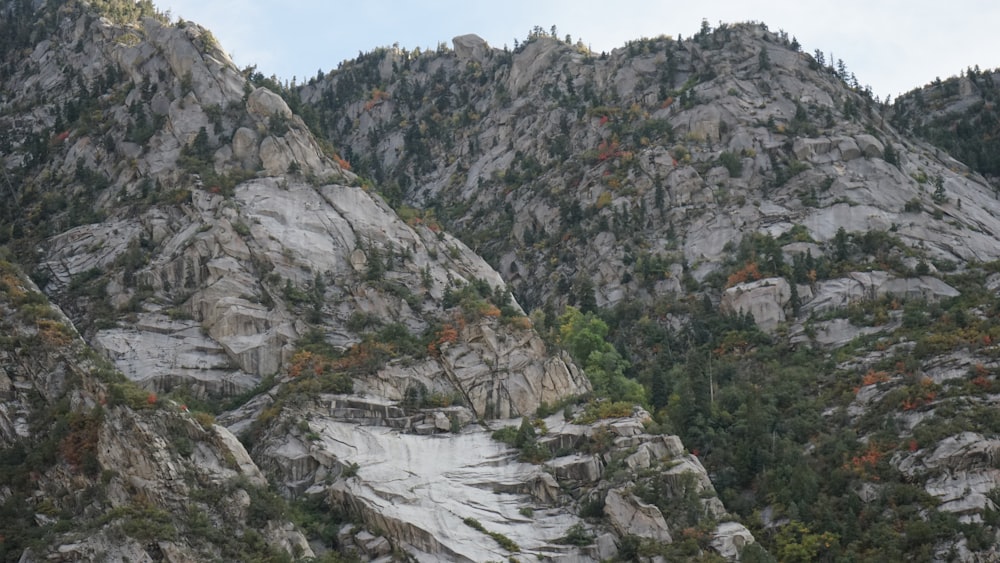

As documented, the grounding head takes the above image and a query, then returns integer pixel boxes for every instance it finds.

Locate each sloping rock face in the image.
[892,69,1000,185]
[302,24,1000,313]
[721,277,792,332]
[10,4,1000,562]
[0,0,587,418]
[254,398,753,561]
[0,260,306,561]
[724,271,959,335]
[896,432,1000,520]
[604,487,673,543]
[0,3,593,561]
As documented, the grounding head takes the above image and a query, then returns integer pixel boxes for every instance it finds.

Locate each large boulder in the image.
[721,277,791,332]
[604,487,673,543]
[453,34,489,64]
[711,521,755,560]
[246,86,293,121]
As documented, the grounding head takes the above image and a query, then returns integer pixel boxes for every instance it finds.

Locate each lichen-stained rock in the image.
[855,133,885,158]
[246,87,294,121]
[302,21,1000,313]
[16,2,1000,560]
[803,271,959,316]
[0,261,306,561]
[255,401,748,561]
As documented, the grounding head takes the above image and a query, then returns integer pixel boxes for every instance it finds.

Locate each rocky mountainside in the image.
[892,66,1000,185]
[0,1,745,561]
[300,26,1000,312]
[296,21,1000,561]
[7,1,1000,561]
[0,258,311,560]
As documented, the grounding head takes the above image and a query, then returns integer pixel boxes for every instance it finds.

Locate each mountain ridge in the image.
[5,1,1000,561]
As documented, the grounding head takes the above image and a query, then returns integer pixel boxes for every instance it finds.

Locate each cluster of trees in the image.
[560,262,998,558]
[894,69,1000,179]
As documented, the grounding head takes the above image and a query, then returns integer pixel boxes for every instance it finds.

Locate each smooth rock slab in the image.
[312,421,590,562]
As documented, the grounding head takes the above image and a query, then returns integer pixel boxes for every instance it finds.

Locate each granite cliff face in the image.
[301,26,1000,314]
[298,23,1000,560]
[0,1,714,561]
[0,260,310,561]
[0,0,589,416]
[6,1,1000,561]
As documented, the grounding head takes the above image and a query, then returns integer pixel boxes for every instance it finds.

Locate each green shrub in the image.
[719,151,743,177]
[558,523,594,546]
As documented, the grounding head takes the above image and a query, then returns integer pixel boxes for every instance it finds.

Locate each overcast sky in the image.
[154,0,1000,101]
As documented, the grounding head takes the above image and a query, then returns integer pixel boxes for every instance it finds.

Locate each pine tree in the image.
[932,175,948,203]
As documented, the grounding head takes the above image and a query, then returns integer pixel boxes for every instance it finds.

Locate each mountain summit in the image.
[3,2,1000,561]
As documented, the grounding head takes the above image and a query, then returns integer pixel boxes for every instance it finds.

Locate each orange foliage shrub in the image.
[59,413,100,471]
[507,316,533,330]
[363,88,390,111]
[861,370,889,386]
[36,319,73,346]
[596,138,622,161]
[288,350,318,378]
[847,443,884,479]
[480,304,502,318]
[427,323,460,356]
[725,262,762,288]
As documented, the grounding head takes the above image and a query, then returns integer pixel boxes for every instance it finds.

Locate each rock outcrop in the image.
[255,398,752,561]
[8,3,1000,561]
[0,260,305,561]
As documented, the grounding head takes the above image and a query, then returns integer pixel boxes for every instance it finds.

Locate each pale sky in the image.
[155,0,1000,101]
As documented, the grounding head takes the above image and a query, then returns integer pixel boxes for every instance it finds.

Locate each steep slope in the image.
[0,257,310,561]
[0,0,588,417]
[301,25,1000,311]
[0,2,745,562]
[297,22,1000,560]
[11,2,1000,560]
[892,67,1000,185]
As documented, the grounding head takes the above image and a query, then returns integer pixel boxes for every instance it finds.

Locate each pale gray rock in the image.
[301,419,592,561]
[803,272,959,317]
[802,203,894,242]
[793,136,833,162]
[246,87,294,121]
[837,136,862,160]
[547,453,604,482]
[453,34,489,64]
[231,126,261,168]
[896,433,1000,517]
[809,318,898,349]
[94,316,258,396]
[604,487,672,543]
[721,277,791,332]
[265,521,316,559]
[855,134,885,158]
[711,521,755,560]
[594,533,620,561]
[509,37,564,95]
